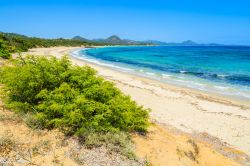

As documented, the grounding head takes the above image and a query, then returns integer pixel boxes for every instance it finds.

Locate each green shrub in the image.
[0,39,11,59]
[0,48,11,59]
[0,55,149,136]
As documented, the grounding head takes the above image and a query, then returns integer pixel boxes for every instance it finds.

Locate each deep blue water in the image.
[73,46,250,100]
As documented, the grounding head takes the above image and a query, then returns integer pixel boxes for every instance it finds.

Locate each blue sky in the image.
[0,0,250,45]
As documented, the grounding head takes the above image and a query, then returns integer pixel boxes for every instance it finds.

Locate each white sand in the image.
[24,46,250,155]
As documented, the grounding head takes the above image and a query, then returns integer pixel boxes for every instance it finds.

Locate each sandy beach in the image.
[24,47,250,158]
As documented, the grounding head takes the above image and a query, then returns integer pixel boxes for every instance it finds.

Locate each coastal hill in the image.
[0,32,107,59]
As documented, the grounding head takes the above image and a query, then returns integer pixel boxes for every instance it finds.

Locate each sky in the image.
[0,0,250,45]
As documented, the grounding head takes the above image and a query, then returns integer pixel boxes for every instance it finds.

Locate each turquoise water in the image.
[72,46,250,100]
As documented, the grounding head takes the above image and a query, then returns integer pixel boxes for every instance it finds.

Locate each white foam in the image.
[71,49,134,72]
[180,70,187,73]
[214,85,230,90]
[217,74,229,78]
[139,69,144,72]
[162,74,171,78]
[145,72,156,76]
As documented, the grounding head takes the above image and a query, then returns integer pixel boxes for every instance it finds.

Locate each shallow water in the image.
[72,46,250,100]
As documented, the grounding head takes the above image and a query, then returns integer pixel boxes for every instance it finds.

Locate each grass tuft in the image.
[0,134,17,155]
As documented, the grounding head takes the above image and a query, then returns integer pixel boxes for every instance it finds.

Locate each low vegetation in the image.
[0,55,149,158]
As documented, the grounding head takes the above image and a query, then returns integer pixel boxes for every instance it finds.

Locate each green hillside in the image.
[0,32,95,59]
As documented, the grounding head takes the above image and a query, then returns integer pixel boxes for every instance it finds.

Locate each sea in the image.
[71,46,250,101]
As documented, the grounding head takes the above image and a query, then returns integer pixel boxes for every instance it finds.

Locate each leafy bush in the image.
[0,39,12,59]
[0,49,11,59]
[0,55,149,136]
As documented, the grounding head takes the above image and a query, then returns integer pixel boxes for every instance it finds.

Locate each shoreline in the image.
[23,47,250,157]
[73,47,250,107]
[74,46,250,103]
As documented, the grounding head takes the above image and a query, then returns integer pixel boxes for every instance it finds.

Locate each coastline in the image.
[72,47,250,107]
[23,47,250,158]
[74,46,250,102]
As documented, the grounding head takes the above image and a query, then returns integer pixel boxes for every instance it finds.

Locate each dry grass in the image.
[0,133,17,155]
[176,139,200,163]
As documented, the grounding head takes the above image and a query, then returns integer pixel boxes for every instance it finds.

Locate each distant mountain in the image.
[73,35,152,45]
[181,40,197,45]
[105,35,124,44]
[73,35,223,46]
[93,35,129,44]
[179,40,223,46]
[145,39,224,46]
[144,40,168,45]
[72,36,90,42]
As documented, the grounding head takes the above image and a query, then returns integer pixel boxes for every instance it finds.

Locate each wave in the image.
[71,49,134,72]
[145,72,156,76]
[177,71,250,86]
[217,74,229,78]
[180,70,187,74]
[161,74,172,78]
